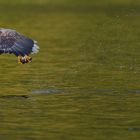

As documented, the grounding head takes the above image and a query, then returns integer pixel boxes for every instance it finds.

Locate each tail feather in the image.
[31,40,40,54]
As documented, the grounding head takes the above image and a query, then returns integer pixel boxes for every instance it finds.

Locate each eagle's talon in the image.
[25,55,32,62]
[18,56,22,64]
[18,55,32,64]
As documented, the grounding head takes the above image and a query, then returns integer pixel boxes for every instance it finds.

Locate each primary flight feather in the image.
[0,28,39,64]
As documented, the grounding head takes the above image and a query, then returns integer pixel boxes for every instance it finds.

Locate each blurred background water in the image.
[0,0,140,139]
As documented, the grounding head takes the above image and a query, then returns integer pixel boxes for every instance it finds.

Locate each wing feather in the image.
[0,29,37,56]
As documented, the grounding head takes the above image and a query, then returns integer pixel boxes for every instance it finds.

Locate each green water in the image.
[0,0,140,139]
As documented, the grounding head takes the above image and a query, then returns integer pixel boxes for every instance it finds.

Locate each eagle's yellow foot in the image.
[18,56,22,64]
[25,55,32,62]
[17,55,32,64]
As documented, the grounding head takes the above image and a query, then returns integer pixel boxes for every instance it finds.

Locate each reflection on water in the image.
[32,88,64,94]
[127,89,140,94]
[128,127,140,132]
[0,87,140,139]
[0,95,29,99]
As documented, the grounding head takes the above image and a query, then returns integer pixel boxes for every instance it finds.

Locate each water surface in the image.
[0,0,140,140]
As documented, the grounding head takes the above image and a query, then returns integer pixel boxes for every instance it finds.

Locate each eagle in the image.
[0,28,39,64]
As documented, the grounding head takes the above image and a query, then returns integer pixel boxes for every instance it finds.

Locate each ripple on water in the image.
[32,88,64,94]
[127,89,140,94]
[31,88,115,95]
[0,95,29,99]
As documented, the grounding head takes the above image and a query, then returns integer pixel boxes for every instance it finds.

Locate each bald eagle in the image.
[0,28,39,64]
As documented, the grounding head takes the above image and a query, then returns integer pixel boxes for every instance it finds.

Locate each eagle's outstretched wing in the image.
[0,29,39,56]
